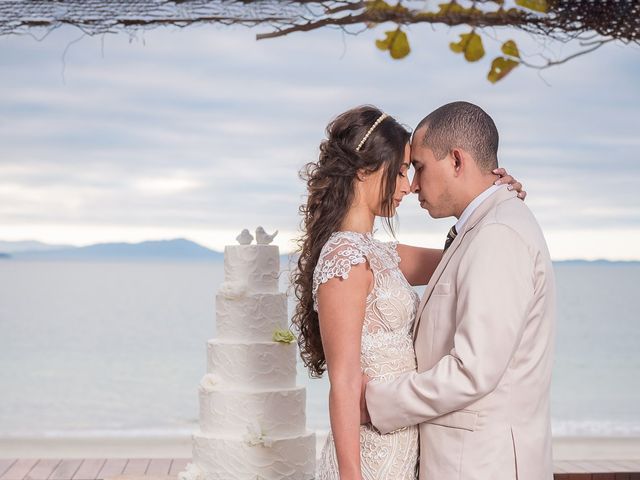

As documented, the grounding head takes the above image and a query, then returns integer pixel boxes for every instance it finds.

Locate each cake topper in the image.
[255,226,278,245]
[236,229,254,245]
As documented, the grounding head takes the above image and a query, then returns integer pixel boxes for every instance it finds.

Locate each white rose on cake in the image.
[243,420,274,448]
[218,280,247,299]
[198,373,219,393]
[177,463,204,480]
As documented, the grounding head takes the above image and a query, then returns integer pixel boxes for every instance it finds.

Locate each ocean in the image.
[0,259,638,438]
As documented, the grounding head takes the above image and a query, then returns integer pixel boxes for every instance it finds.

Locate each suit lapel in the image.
[412,186,517,341]
[412,226,465,341]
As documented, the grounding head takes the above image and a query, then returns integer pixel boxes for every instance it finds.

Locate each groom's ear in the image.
[451,149,464,176]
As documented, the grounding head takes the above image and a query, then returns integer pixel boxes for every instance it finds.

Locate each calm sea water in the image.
[0,260,638,437]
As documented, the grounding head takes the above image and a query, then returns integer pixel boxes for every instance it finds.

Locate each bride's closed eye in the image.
[399,165,410,178]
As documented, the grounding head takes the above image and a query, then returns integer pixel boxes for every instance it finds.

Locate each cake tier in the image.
[215,292,287,341]
[224,245,279,293]
[198,384,306,437]
[190,430,316,480]
[207,340,297,389]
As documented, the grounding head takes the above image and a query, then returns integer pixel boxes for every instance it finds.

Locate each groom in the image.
[360,101,556,479]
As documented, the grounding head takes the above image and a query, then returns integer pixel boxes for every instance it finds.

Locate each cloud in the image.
[0,22,638,259]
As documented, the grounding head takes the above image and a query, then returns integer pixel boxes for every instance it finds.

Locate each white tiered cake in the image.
[180,228,316,480]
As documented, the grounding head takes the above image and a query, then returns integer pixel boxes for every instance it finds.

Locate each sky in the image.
[0,16,639,260]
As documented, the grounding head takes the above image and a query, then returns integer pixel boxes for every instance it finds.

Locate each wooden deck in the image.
[0,458,639,480]
[0,459,188,480]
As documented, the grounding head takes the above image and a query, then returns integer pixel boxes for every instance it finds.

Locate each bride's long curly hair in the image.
[291,105,410,377]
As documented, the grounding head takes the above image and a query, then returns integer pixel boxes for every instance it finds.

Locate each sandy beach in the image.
[1,433,639,461]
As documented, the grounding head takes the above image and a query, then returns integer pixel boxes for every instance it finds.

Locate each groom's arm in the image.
[366,223,534,434]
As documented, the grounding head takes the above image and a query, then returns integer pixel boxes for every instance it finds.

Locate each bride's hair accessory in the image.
[355,113,388,151]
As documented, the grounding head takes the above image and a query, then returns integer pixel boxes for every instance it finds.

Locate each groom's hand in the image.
[360,373,371,425]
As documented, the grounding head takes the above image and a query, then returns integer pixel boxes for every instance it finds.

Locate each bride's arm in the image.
[397,245,442,286]
[316,262,372,480]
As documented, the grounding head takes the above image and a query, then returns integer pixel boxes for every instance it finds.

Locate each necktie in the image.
[444,225,457,252]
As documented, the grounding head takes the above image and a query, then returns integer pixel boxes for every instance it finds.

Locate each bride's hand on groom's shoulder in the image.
[360,373,371,425]
[493,167,527,200]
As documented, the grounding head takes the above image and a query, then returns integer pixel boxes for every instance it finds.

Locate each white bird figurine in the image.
[236,229,254,245]
[255,226,278,245]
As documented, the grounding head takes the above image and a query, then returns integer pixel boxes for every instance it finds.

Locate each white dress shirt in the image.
[455,184,503,233]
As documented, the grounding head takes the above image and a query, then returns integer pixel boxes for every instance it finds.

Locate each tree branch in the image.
[519,38,616,70]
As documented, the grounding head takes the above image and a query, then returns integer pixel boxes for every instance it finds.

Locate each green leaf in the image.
[376,29,411,59]
[375,35,389,51]
[515,0,548,13]
[273,329,296,344]
[437,2,481,15]
[449,32,485,62]
[501,40,520,58]
[367,0,408,14]
[438,1,466,14]
[368,0,391,9]
[487,57,520,83]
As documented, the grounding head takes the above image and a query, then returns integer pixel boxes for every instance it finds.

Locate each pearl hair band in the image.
[355,113,389,152]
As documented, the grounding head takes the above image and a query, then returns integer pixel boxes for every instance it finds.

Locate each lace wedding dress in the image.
[313,231,420,480]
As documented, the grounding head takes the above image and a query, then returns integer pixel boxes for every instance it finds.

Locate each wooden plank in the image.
[168,460,189,477]
[26,460,62,480]
[592,474,616,480]
[578,461,616,474]
[145,460,172,476]
[569,462,596,474]
[24,456,638,479]
[613,461,640,473]
[96,460,127,480]
[555,462,573,474]
[1,459,38,480]
[121,460,149,476]
[72,460,106,480]
[49,460,82,480]
[0,462,17,479]
[624,461,640,473]
[554,462,576,473]
[594,460,627,473]
[556,461,588,474]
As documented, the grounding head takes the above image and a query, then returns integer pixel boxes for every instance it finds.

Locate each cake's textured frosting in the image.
[192,430,316,480]
[223,245,279,293]
[216,292,287,341]
[207,339,297,389]
[181,240,315,480]
[198,385,307,437]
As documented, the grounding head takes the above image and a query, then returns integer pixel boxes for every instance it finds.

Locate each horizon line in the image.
[1,237,639,263]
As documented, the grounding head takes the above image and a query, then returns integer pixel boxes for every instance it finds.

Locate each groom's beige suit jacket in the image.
[366,186,556,480]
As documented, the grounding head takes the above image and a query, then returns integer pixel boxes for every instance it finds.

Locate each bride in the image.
[291,105,525,479]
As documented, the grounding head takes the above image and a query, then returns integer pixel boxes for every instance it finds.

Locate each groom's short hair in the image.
[416,101,499,172]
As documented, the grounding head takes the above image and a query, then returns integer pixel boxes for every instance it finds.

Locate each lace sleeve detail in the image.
[383,240,401,265]
[312,233,368,312]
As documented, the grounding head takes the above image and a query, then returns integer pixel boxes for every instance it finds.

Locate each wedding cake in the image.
[180,227,316,480]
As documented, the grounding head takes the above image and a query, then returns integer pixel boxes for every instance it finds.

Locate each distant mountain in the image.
[0,240,74,253]
[2,239,637,264]
[9,238,223,261]
[554,259,639,265]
